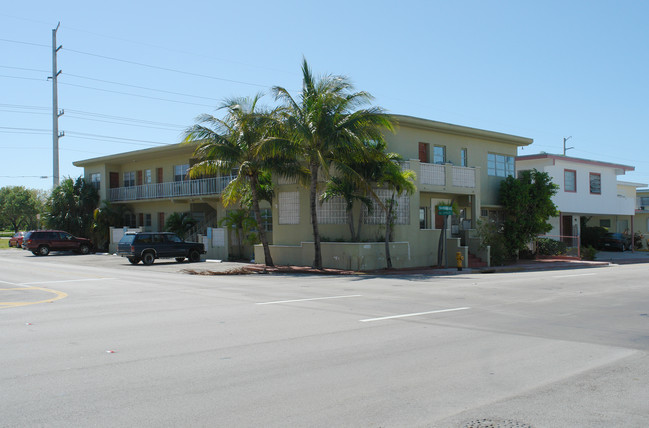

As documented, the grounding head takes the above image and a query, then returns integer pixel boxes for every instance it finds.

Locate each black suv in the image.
[23,230,94,256]
[117,232,205,265]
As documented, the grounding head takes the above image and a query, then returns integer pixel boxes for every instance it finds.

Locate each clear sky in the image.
[2,0,648,192]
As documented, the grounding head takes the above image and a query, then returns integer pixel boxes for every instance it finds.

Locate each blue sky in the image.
[2,0,648,191]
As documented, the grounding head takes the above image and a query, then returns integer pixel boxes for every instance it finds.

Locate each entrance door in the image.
[562,215,573,236]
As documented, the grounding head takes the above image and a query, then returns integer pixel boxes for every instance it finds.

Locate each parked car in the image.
[8,231,26,248]
[597,232,632,251]
[22,230,94,256]
[117,232,205,265]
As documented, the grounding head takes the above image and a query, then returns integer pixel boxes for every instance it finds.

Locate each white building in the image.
[516,154,645,239]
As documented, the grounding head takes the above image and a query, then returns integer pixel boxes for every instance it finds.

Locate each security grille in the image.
[278,191,300,224]
[363,189,410,225]
[317,196,347,224]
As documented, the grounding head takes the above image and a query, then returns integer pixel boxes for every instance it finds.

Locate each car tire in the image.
[142,252,155,266]
[175,257,185,263]
[79,244,90,255]
[38,245,50,256]
[188,249,201,263]
[127,257,140,265]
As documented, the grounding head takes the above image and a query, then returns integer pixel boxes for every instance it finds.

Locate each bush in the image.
[476,219,507,266]
[536,238,567,256]
[581,246,597,261]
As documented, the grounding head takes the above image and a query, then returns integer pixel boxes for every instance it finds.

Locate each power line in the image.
[63,47,270,89]
[0,37,49,48]
[0,65,49,73]
[65,73,222,102]
[58,81,215,107]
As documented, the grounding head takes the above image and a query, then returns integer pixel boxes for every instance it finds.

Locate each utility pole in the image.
[563,136,573,156]
[50,22,64,188]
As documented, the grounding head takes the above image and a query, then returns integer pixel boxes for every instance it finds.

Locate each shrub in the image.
[581,246,597,261]
[476,219,507,266]
[536,238,567,256]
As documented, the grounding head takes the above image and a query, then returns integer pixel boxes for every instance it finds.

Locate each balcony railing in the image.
[418,162,476,189]
[109,176,235,202]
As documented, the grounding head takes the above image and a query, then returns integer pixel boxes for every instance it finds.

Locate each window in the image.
[487,153,515,177]
[600,219,611,228]
[145,214,152,227]
[589,173,601,194]
[90,173,101,190]
[433,145,446,164]
[564,169,576,192]
[363,189,410,225]
[640,197,649,206]
[174,164,189,182]
[124,213,136,227]
[419,207,429,229]
[123,171,135,187]
[316,196,347,224]
[260,208,272,232]
[460,148,467,167]
[144,169,152,184]
[279,191,300,224]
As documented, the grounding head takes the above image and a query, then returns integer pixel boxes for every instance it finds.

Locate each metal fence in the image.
[109,176,235,202]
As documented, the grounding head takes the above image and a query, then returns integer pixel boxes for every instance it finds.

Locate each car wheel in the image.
[188,249,201,263]
[142,252,155,266]
[8,242,13,247]
[127,257,140,265]
[175,257,185,263]
[38,245,50,256]
[79,244,90,255]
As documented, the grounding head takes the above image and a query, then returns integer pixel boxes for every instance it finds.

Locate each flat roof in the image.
[516,153,635,172]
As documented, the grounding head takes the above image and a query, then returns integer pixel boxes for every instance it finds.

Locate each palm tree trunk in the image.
[250,175,274,267]
[310,163,323,269]
[347,208,355,242]
[356,209,364,242]
[384,194,395,269]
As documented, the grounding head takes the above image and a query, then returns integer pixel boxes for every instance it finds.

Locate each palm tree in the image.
[374,159,416,269]
[273,58,394,269]
[165,212,196,240]
[183,94,278,267]
[218,209,257,260]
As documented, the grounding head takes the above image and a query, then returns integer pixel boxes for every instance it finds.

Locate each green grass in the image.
[0,239,11,249]
[0,231,14,238]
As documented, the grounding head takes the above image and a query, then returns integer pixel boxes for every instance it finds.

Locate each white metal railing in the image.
[452,166,476,188]
[108,176,235,202]
[420,163,445,186]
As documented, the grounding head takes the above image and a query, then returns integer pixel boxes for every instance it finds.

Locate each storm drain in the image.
[461,419,533,428]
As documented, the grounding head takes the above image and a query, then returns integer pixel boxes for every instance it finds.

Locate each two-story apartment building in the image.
[515,154,645,242]
[74,114,532,269]
[635,189,649,248]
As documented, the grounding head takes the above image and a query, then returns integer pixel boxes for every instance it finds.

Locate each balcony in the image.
[416,162,478,192]
[109,176,235,202]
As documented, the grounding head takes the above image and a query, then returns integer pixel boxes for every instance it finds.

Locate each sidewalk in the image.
[189,250,649,276]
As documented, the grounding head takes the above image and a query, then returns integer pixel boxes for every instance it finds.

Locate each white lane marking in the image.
[552,273,597,278]
[360,307,470,322]
[0,279,18,285]
[256,295,362,305]
[20,278,116,285]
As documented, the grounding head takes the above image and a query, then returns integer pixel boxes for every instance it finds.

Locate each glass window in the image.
[640,197,649,206]
[123,171,135,187]
[145,214,152,227]
[174,164,189,182]
[91,173,101,190]
[144,169,152,184]
[487,153,515,177]
[600,219,611,228]
[419,207,428,229]
[460,148,467,167]
[590,173,601,194]
[261,208,272,232]
[433,146,446,164]
[564,170,576,192]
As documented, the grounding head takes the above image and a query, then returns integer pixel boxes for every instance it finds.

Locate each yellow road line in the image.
[0,287,68,309]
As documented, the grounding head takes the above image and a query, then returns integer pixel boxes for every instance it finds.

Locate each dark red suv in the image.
[23,230,94,256]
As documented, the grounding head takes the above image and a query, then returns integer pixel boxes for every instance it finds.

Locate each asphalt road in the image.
[1,249,648,427]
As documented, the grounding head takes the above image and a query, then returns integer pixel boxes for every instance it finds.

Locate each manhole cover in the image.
[462,419,533,428]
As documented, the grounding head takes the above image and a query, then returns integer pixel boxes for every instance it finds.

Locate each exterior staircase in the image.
[467,252,487,268]
[186,211,218,243]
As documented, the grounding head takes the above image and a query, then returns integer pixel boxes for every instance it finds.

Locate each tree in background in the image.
[499,169,558,259]
[218,209,258,260]
[93,201,133,251]
[165,212,196,240]
[0,186,43,232]
[273,58,394,269]
[46,177,99,237]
